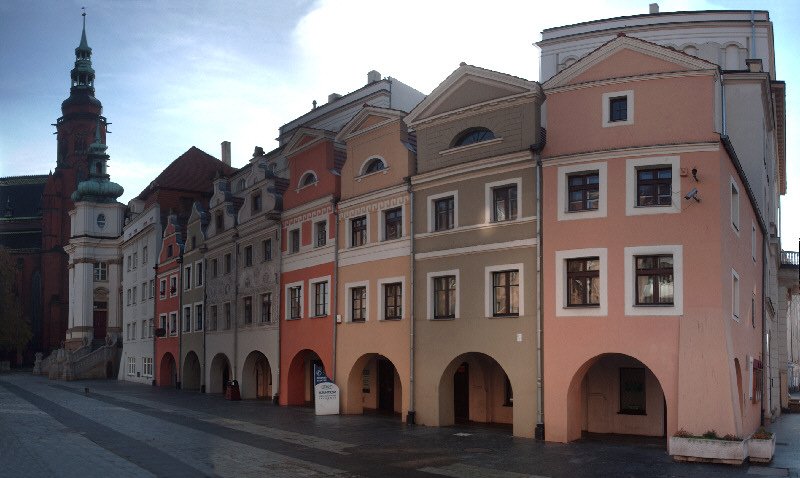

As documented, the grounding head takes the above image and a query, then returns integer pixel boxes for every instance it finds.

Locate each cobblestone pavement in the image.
[1,373,797,478]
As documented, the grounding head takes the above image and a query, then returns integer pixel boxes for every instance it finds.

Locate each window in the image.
[215,212,223,231]
[184,266,192,290]
[143,357,153,377]
[434,196,454,231]
[363,157,386,174]
[141,282,146,301]
[609,96,627,122]
[132,252,138,269]
[127,357,136,376]
[243,296,252,325]
[126,289,131,306]
[263,239,272,261]
[636,168,671,207]
[169,313,177,335]
[731,180,740,231]
[160,279,166,298]
[191,236,196,250]
[732,269,740,321]
[183,307,191,332]
[384,208,402,240]
[212,258,218,278]
[209,305,218,331]
[300,172,317,187]
[159,314,167,331]
[167,245,173,257]
[149,280,154,299]
[568,173,599,211]
[566,258,600,306]
[313,281,328,316]
[602,90,634,127]
[142,246,148,265]
[195,304,203,331]
[619,368,646,414]
[224,303,231,330]
[132,287,137,304]
[384,283,402,320]
[93,262,107,281]
[132,322,137,340]
[288,286,302,319]
[224,253,232,274]
[315,221,327,247]
[626,157,679,216]
[260,293,272,323]
[252,192,262,212]
[635,255,674,305]
[492,185,517,222]
[245,245,253,267]
[196,262,203,287]
[452,127,495,147]
[170,276,177,295]
[433,275,456,319]
[351,216,366,247]
[148,318,153,338]
[290,229,300,253]
[351,286,367,322]
[492,270,519,317]
[126,255,131,271]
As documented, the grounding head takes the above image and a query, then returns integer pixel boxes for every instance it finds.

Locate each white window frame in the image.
[426,269,460,320]
[427,190,459,233]
[285,281,304,320]
[183,305,192,332]
[732,268,740,322]
[484,264,524,318]
[195,260,204,287]
[625,156,681,216]
[288,226,301,254]
[159,314,167,331]
[358,156,388,177]
[348,214,370,248]
[127,356,136,376]
[143,357,153,377]
[557,162,608,221]
[484,177,522,224]
[195,302,204,331]
[731,177,740,233]
[141,282,147,302]
[345,280,370,322]
[602,89,634,128]
[309,276,331,317]
[624,245,683,316]
[555,248,608,317]
[170,275,178,296]
[141,320,146,339]
[379,203,406,241]
[314,218,329,248]
[142,246,148,265]
[169,312,177,335]
[297,170,318,190]
[377,276,406,321]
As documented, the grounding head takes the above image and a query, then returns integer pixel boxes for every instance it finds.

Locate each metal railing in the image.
[781,251,799,267]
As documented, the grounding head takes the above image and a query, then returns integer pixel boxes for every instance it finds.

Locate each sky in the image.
[0,0,797,250]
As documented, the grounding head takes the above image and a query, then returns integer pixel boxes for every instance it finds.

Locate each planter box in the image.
[748,434,775,464]
[670,436,748,465]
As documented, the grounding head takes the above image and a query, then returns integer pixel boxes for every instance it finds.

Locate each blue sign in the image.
[313,364,332,385]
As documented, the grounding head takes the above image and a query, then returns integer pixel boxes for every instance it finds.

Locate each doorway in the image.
[454,362,469,422]
[378,359,395,413]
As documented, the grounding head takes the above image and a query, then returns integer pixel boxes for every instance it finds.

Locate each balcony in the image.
[780,251,799,268]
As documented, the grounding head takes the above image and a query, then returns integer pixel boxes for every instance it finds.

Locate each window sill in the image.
[438,137,503,156]
[311,314,328,319]
[432,316,456,321]
[564,305,600,309]
[383,317,402,321]
[618,410,647,416]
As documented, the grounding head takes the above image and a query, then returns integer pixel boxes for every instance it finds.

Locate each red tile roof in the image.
[136,146,236,201]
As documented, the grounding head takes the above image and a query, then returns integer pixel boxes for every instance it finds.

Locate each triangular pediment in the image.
[283,127,336,158]
[544,35,718,90]
[406,64,542,127]
[335,106,406,142]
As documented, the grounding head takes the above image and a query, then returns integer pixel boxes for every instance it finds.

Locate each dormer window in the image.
[300,172,318,188]
[363,157,386,175]
[252,192,262,213]
[452,128,495,148]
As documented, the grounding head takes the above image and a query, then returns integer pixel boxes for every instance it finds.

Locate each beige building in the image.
[334,106,416,420]
[406,64,544,437]
[180,203,207,391]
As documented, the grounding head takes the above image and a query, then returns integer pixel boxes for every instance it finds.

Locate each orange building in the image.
[154,216,183,387]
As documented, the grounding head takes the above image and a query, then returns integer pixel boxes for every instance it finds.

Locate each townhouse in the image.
[154,215,182,387]
[181,203,207,391]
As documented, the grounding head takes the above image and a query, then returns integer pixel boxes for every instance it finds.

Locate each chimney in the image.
[746,58,763,73]
[328,93,342,103]
[367,70,381,84]
[649,3,659,14]
[221,141,231,166]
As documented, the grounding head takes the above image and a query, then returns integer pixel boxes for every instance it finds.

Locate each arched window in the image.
[300,172,317,187]
[363,157,386,175]
[452,127,495,148]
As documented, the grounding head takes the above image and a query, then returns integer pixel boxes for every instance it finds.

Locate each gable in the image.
[335,106,407,142]
[283,127,335,158]
[424,77,528,118]
[568,48,700,85]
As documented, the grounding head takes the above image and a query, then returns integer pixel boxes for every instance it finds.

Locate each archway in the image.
[209,353,232,394]
[242,351,272,400]
[567,353,666,442]
[345,354,403,416]
[437,352,513,429]
[286,349,324,406]
[158,352,176,388]
[183,351,202,391]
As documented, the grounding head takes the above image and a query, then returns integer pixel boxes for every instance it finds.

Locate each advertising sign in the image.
[313,364,339,415]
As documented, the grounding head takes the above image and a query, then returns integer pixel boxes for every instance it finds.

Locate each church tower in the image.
[40,11,108,351]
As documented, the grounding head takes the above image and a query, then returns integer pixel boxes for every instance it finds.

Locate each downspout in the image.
[152,262,158,386]
[202,255,207,393]
[273,226,280,402]
[761,227,767,426]
[531,132,546,440]
[233,230,239,381]
[721,68,727,136]
[332,200,339,381]
[407,179,416,425]
[177,249,183,389]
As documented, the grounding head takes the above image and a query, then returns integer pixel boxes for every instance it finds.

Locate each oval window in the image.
[97,213,106,229]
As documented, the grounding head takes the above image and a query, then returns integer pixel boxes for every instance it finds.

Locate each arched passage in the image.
[158,352,176,388]
[286,349,324,406]
[183,351,202,391]
[345,354,403,416]
[566,353,666,442]
[209,353,231,394]
[437,352,513,429]
[242,351,272,400]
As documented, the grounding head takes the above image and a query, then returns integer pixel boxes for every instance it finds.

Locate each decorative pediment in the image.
[283,127,336,158]
[406,64,542,127]
[544,35,718,90]
[335,106,406,142]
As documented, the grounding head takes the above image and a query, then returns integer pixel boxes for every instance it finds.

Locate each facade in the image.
[778,251,800,406]
[334,106,416,419]
[406,64,544,437]
[180,203,208,392]
[154,215,182,387]
[538,11,784,446]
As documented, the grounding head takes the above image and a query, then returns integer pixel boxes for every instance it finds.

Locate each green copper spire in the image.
[70,8,95,95]
[71,120,124,203]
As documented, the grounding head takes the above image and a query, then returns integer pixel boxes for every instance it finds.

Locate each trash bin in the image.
[225,379,241,401]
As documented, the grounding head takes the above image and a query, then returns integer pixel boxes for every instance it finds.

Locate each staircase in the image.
[34,339,121,381]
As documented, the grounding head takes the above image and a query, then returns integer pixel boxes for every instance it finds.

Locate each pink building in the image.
[541,34,769,446]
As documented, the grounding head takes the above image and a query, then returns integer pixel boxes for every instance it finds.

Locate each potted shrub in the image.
[670,429,748,465]
[748,427,775,464]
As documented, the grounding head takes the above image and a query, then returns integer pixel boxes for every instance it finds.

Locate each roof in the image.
[135,147,236,201]
[0,175,48,219]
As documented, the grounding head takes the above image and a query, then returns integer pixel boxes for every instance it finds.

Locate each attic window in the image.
[363,157,386,175]
[300,172,318,188]
[452,128,495,148]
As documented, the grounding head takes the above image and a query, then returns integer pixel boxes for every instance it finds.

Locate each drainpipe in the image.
[233,229,240,382]
[202,254,207,393]
[177,248,183,389]
[531,128,546,440]
[761,229,767,426]
[332,200,339,381]
[407,179,416,425]
[273,226,280,402]
[720,68,727,136]
[152,261,158,386]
